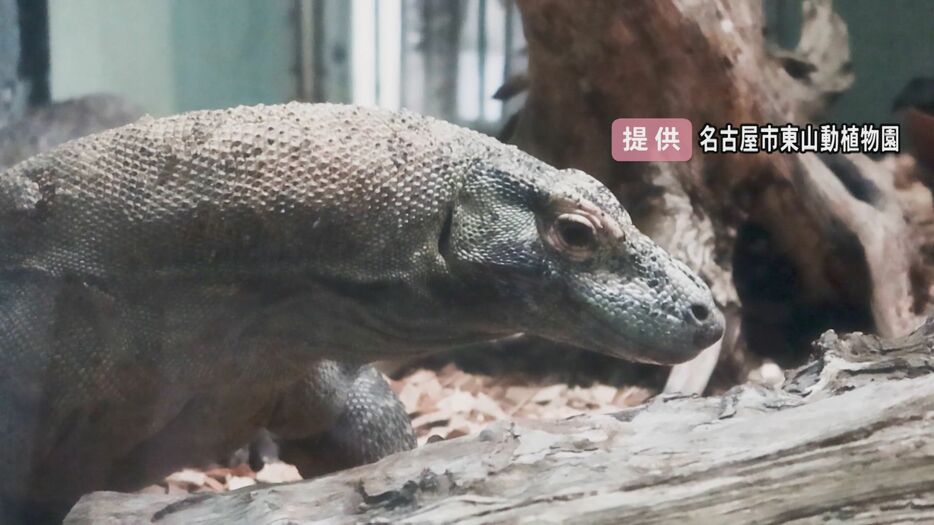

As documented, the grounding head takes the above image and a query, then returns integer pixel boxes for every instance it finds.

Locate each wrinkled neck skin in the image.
[225,271,519,369]
[256,156,547,364]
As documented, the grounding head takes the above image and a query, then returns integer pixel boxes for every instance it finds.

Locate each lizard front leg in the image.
[265,361,415,478]
[0,271,67,523]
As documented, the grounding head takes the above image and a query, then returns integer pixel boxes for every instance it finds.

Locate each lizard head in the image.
[442,154,724,365]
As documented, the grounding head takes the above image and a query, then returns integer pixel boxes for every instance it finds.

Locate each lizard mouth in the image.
[573,310,709,365]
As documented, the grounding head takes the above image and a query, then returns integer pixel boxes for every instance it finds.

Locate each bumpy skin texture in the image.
[0,103,722,519]
[270,362,418,477]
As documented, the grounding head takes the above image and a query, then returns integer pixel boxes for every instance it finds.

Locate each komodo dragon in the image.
[0,102,723,522]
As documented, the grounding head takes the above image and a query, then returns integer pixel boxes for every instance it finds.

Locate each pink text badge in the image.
[611,118,693,162]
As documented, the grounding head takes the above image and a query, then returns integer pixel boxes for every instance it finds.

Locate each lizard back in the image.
[0,103,499,284]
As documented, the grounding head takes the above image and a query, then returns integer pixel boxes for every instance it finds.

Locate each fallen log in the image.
[65,319,934,524]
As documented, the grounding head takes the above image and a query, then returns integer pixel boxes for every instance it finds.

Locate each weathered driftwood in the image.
[505,0,930,393]
[65,319,934,524]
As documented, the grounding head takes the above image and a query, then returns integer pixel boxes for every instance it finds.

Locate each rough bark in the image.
[65,319,934,524]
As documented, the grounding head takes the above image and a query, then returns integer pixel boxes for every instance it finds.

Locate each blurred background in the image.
[4,0,930,131]
[32,0,528,132]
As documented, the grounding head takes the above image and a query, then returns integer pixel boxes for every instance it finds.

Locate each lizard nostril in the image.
[688,302,723,349]
[689,303,709,322]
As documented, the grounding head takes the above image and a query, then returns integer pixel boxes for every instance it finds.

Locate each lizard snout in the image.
[684,300,724,350]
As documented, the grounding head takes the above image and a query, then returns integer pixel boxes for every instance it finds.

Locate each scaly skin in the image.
[0,103,723,520]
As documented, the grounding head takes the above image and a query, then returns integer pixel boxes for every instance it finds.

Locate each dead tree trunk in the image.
[65,320,934,524]
[502,0,932,392]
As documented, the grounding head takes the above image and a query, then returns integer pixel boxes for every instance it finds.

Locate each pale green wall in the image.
[49,0,297,116]
[169,1,298,112]
[49,0,176,114]
[766,0,933,125]
[830,1,934,125]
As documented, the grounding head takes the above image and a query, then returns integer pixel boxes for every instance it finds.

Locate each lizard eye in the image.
[549,213,598,259]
